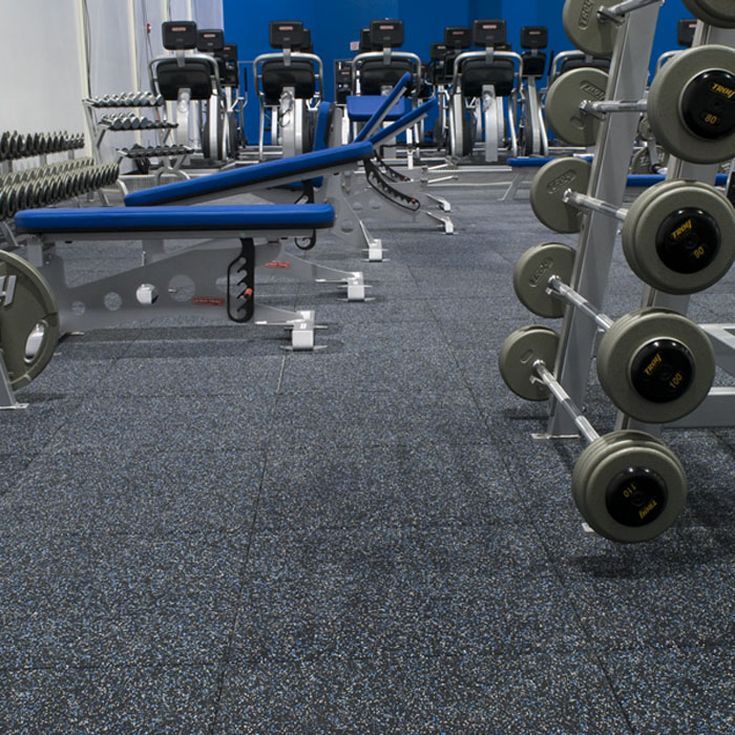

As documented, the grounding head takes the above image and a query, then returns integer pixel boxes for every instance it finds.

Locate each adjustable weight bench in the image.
[125,91,453,262]
[15,204,343,351]
[124,140,389,262]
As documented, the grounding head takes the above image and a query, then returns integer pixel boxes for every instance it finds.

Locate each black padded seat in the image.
[359,59,415,94]
[522,52,547,78]
[262,59,316,104]
[558,57,611,76]
[156,59,214,100]
[461,58,515,97]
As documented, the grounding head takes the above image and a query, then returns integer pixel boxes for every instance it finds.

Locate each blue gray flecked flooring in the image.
[1,181,735,734]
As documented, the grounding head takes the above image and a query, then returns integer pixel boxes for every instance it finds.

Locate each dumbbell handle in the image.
[563,190,628,222]
[579,99,647,117]
[598,0,661,22]
[547,276,615,331]
[532,360,601,444]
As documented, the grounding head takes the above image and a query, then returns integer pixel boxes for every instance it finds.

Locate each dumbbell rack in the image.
[620,21,735,433]
[83,94,190,184]
[546,1,662,438]
[0,130,89,249]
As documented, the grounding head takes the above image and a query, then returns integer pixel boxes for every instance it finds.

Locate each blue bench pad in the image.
[347,96,409,122]
[15,205,336,233]
[123,141,373,206]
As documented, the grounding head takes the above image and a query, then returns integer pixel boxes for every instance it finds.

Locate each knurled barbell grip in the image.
[532,361,601,444]
[546,276,615,331]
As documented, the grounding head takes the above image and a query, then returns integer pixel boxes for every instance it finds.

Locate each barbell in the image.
[513,241,716,424]
[564,0,735,58]
[530,157,735,294]
[545,45,735,164]
[499,324,688,543]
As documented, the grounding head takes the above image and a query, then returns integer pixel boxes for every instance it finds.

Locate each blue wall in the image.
[222,0,692,142]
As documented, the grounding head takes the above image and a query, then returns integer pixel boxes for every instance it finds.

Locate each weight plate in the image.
[597,307,715,423]
[683,0,735,28]
[513,242,576,318]
[573,432,687,543]
[572,430,665,521]
[621,180,680,277]
[563,0,619,57]
[0,250,60,389]
[624,179,735,293]
[530,157,592,233]
[546,67,609,147]
[499,326,560,401]
[648,45,735,164]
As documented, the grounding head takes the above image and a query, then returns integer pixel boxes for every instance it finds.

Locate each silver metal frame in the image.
[546,2,662,436]
[253,51,325,160]
[619,22,735,433]
[149,50,226,160]
[448,50,523,162]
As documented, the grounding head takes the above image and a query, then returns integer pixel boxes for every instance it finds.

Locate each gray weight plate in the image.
[499,326,560,401]
[0,250,60,389]
[683,0,735,27]
[546,67,609,147]
[621,180,680,275]
[563,0,619,57]
[597,307,716,423]
[513,242,576,318]
[623,179,735,294]
[530,157,592,233]
[573,430,666,521]
[648,45,735,164]
[573,432,687,543]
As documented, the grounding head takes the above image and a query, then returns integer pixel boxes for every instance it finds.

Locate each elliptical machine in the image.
[430,27,472,151]
[220,42,245,158]
[448,20,523,163]
[254,21,324,160]
[195,29,232,161]
[150,21,227,164]
[350,20,422,145]
[518,26,549,156]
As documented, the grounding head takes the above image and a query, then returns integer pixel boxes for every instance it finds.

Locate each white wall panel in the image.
[0,0,87,143]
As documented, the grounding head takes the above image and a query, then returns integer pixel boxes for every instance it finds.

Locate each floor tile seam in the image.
[475,420,614,654]
[208,449,273,732]
[0,661,218,675]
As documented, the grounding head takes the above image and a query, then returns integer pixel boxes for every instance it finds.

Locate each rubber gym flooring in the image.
[1,182,734,734]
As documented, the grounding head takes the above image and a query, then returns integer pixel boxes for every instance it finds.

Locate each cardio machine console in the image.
[270,21,309,51]
[444,27,472,50]
[197,29,225,54]
[370,19,404,49]
[162,21,198,51]
[474,19,507,48]
[678,19,697,48]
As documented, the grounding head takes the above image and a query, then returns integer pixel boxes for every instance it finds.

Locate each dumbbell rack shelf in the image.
[83,95,190,184]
